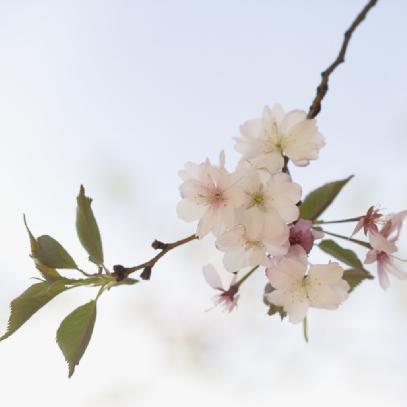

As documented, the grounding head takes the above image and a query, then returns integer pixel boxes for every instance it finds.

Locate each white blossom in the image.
[177,152,245,238]
[266,257,349,324]
[239,168,302,224]
[235,104,325,173]
[216,209,289,272]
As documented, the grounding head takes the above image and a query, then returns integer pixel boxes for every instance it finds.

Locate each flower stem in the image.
[235,265,259,288]
[303,317,309,343]
[314,216,362,225]
[316,228,371,249]
[113,233,198,280]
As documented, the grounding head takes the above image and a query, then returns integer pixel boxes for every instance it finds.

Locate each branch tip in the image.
[307,0,378,119]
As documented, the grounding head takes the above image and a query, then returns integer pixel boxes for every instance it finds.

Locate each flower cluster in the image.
[176,103,407,327]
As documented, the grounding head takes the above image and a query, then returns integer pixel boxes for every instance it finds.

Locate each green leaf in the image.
[24,216,77,270]
[267,304,287,320]
[318,239,373,291]
[299,175,353,220]
[0,281,68,341]
[24,214,39,254]
[76,185,104,266]
[36,235,78,269]
[35,264,62,282]
[342,268,374,292]
[263,283,286,320]
[56,300,97,378]
[318,239,368,270]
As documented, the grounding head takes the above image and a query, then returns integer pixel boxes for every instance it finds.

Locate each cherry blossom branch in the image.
[234,265,259,288]
[112,234,198,280]
[112,0,378,282]
[307,0,378,119]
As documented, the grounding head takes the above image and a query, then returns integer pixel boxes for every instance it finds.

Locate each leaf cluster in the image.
[1,186,137,377]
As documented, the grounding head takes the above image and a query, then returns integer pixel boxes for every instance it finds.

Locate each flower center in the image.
[245,240,263,251]
[263,122,284,153]
[206,187,226,207]
[377,251,389,262]
[246,185,267,210]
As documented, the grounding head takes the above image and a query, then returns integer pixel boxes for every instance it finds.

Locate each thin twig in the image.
[234,265,259,288]
[314,216,362,225]
[113,234,198,280]
[307,0,378,119]
[316,228,371,249]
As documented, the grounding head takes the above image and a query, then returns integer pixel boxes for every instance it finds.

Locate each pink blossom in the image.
[352,206,382,237]
[364,210,407,289]
[202,264,239,312]
[365,250,407,290]
[177,152,245,238]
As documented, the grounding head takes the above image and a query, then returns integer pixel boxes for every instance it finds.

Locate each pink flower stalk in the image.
[364,210,407,290]
[203,264,239,312]
[352,206,383,237]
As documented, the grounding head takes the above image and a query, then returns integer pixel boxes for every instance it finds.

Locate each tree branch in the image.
[307,0,378,119]
[112,234,198,280]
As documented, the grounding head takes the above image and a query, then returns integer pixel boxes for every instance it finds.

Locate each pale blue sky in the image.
[0,1,406,406]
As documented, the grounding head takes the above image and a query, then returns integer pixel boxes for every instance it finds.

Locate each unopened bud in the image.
[151,240,167,250]
[113,264,127,281]
[140,266,152,280]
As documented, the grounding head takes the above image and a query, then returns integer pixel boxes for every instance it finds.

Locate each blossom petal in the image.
[377,261,390,290]
[197,209,216,238]
[176,199,206,222]
[385,258,407,280]
[387,210,407,241]
[369,230,397,254]
[285,295,310,324]
[266,257,306,289]
[308,262,344,284]
[266,289,286,307]
[216,226,245,251]
[364,249,378,264]
[286,245,308,265]
[280,109,306,133]
[203,264,224,290]
[223,248,248,272]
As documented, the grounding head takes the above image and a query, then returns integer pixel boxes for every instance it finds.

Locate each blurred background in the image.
[0,0,406,406]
